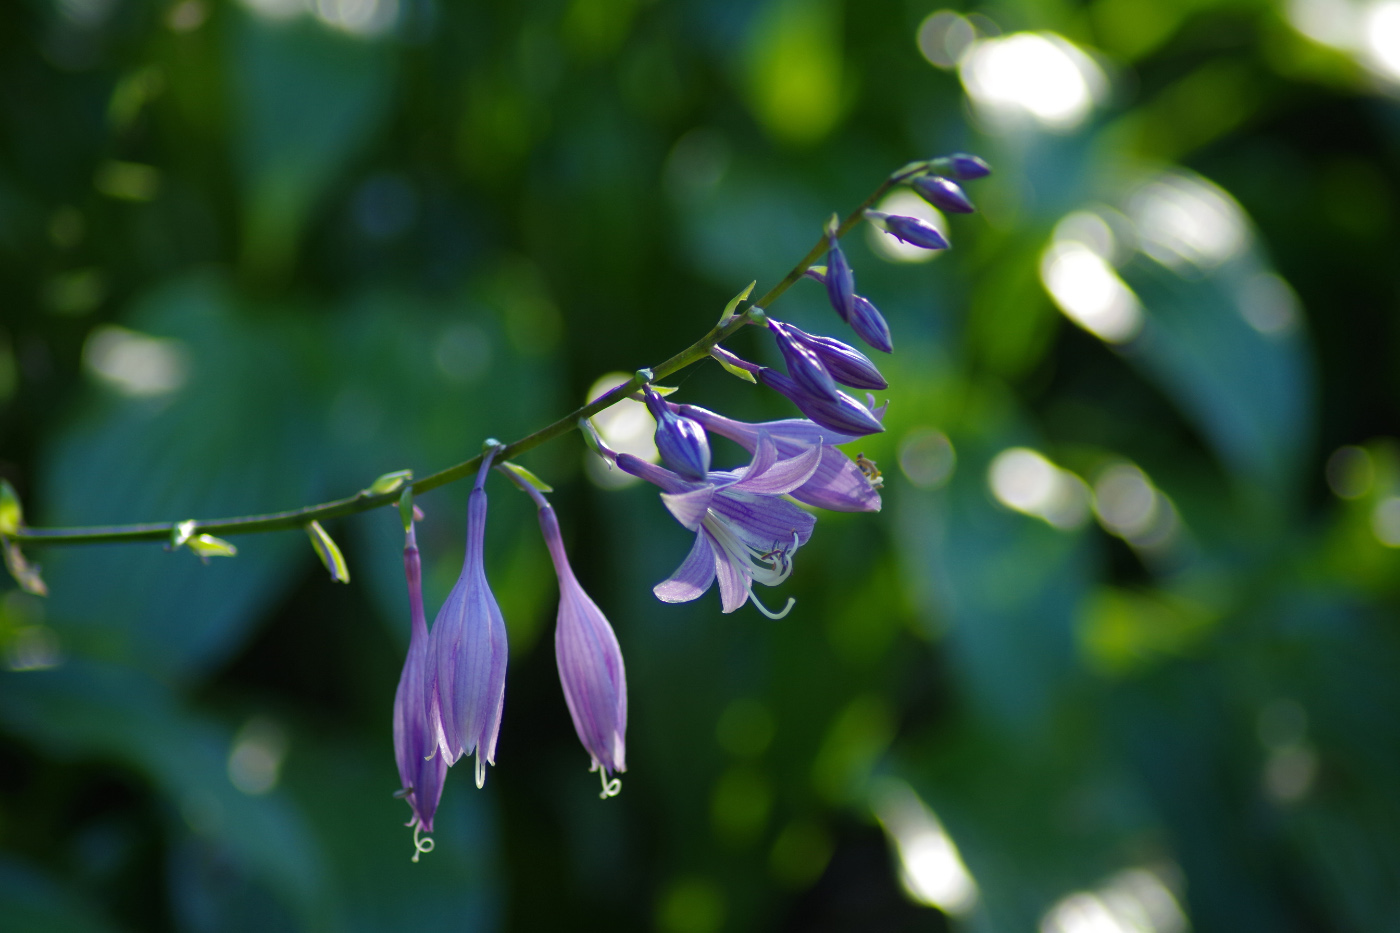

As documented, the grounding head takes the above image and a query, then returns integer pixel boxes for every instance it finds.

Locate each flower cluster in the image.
[389,153,986,857]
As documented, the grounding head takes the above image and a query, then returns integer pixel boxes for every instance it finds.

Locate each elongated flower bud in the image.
[825,231,856,323]
[429,448,508,787]
[911,175,975,214]
[802,268,893,353]
[849,295,893,354]
[935,152,991,180]
[864,210,949,251]
[769,320,838,401]
[538,503,627,787]
[781,323,887,390]
[393,522,448,856]
[757,368,886,437]
[643,386,711,480]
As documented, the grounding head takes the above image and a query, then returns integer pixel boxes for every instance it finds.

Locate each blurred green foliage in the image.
[3,0,1400,931]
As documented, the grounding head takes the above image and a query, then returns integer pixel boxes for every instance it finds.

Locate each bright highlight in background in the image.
[960,32,1106,131]
[585,372,658,489]
[1040,867,1188,933]
[872,778,979,916]
[1041,242,1143,344]
[988,448,1090,530]
[83,325,190,398]
[1128,173,1248,270]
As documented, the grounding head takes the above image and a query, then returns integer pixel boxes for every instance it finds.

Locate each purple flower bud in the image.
[781,323,887,390]
[538,503,627,787]
[825,232,856,323]
[941,153,991,180]
[768,320,838,401]
[849,295,893,354]
[865,210,949,251]
[802,267,893,353]
[643,386,711,480]
[757,367,886,437]
[911,175,975,214]
[429,448,508,787]
[394,523,447,848]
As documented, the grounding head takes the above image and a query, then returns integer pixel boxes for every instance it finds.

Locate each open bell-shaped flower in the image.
[606,433,822,619]
[393,521,448,857]
[672,403,882,513]
[428,447,508,787]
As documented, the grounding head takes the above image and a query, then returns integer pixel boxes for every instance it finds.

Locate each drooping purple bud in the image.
[849,295,893,354]
[768,320,838,401]
[643,386,711,480]
[757,367,886,437]
[538,502,627,790]
[938,153,991,180]
[825,231,856,323]
[393,522,448,852]
[864,210,949,251]
[911,175,975,214]
[782,323,888,390]
[802,267,893,353]
[429,447,508,787]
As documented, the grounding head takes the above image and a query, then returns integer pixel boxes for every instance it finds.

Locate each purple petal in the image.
[654,532,718,603]
[758,369,886,437]
[711,528,752,614]
[393,534,447,832]
[726,442,821,496]
[660,485,716,530]
[785,325,888,390]
[712,489,817,550]
[793,448,882,512]
[912,175,975,214]
[825,236,856,322]
[849,296,893,353]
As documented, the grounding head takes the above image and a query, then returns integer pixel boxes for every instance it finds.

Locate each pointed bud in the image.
[849,295,893,354]
[756,368,886,437]
[824,230,856,323]
[768,321,838,401]
[780,323,888,390]
[0,480,22,536]
[934,152,991,180]
[643,386,711,480]
[911,175,975,214]
[864,210,949,251]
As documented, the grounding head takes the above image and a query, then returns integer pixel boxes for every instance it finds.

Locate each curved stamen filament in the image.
[597,767,623,799]
[411,823,435,863]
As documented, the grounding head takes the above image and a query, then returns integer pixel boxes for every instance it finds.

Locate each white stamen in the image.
[750,591,796,620]
[474,750,487,789]
[411,823,435,863]
[701,510,796,587]
[597,767,622,799]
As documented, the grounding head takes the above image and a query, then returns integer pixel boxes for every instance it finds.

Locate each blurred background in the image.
[3,0,1400,930]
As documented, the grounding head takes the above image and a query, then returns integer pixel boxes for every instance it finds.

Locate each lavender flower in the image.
[393,521,448,860]
[429,447,508,787]
[777,322,887,390]
[911,175,975,214]
[609,434,822,619]
[535,496,628,796]
[804,268,893,353]
[756,367,886,437]
[643,386,711,480]
[864,210,949,251]
[673,403,882,512]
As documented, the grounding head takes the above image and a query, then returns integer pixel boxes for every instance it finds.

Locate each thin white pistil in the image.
[596,766,622,799]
